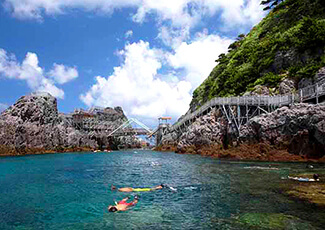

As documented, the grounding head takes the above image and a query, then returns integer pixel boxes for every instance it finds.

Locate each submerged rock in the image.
[235,213,315,230]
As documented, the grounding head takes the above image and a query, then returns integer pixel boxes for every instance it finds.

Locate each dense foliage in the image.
[191,0,325,108]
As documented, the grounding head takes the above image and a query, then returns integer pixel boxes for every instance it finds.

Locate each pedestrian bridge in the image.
[171,80,325,136]
[64,80,325,140]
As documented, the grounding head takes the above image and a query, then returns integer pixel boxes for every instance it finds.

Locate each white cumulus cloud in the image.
[48,63,78,84]
[168,30,232,88]
[4,0,265,31]
[0,48,78,99]
[80,41,193,124]
[80,32,232,124]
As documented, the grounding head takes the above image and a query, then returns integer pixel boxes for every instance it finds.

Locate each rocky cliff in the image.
[240,103,325,158]
[0,92,141,155]
[191,0,325,110]
[158,0,325,161]
[159,103,325,161]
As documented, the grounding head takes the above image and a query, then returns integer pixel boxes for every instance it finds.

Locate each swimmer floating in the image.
[108,195,139,212]
[111,184,166,192]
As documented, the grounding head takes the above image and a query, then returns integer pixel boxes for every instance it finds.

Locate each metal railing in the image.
[172,81,325,131]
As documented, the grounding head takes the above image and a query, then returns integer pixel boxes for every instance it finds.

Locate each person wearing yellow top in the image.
[111,184,165,192]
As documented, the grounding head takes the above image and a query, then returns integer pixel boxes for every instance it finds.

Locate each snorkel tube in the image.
[162,184,177,192]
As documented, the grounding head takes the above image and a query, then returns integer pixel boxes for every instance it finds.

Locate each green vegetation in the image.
[191,0,325,109]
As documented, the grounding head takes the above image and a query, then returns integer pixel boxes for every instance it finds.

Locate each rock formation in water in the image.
[0,92,142,155]
[160,103,325,161]
[240,103,325,158]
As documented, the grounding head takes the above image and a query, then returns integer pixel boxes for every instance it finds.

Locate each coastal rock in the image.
[160,131,178,147]
[0,93,135,155]
[272,49,300,73]
[176,111,223,153]
[298,66,325,89]
[1,92,59,125]
[159,103,325,160]
[298,78,313,89]
[315,67,325,83]
[239,104,325,158]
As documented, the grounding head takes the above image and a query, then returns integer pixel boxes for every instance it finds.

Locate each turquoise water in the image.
[0,150,324,229]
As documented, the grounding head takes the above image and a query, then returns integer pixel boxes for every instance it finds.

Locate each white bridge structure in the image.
[106,118,153,137]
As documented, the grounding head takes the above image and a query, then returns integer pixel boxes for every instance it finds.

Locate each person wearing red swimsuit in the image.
[108,195,139,212]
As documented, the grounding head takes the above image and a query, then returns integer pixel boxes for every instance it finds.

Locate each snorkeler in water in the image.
[111,184,166,192]
[288,174,320,182]
[108,195,139,212]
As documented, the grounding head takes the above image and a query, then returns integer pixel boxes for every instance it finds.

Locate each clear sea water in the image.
[0,150,324,229]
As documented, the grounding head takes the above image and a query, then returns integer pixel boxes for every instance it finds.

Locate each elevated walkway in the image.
[171,81,325,135]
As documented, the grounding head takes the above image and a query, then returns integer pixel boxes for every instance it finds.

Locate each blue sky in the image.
[0,0,266,127]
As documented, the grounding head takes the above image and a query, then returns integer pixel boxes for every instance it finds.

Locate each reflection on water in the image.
[0,150,324,229]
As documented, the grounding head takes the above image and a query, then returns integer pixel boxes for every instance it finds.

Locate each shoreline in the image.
[155,143,325,163]
[2,143,325,163]
[0,146,94,157]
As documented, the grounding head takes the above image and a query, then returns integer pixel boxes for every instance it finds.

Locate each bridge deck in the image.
[172,81,325,131]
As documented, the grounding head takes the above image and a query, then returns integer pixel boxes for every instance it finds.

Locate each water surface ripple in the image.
[0,150,324,229]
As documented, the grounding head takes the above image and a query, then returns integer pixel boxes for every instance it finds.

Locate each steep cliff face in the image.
[0,93,137,155]
[0,93,97,155]
[191,0,325,110]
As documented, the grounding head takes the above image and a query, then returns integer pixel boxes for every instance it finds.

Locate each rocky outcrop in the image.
[0,93,97,155]
[0,92,140,155]
[279,78,295,94]
[298,66,325,89]
[176,110,226,153]
[159,103,325,161]
[246,85,271,96]
[239,104,325,158]
[1,92,59,125]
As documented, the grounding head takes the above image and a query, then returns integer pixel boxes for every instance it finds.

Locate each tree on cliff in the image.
[261,0,284,11]
[191,0,325,109]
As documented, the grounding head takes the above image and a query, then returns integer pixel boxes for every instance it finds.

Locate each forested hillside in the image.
[191,0,325,109]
